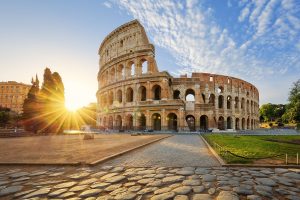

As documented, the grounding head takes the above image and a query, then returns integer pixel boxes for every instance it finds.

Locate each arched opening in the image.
[218,95,224,109]
[241,98,245,111]
[116,90,122,104]
[117,64,125,80]
[126,114,133,130]
[186,115,195,131]
[200,115,208,130]
[152,113,161,130]
[227,96,232,109]
[152,85,161,100]
[110,68,115,82]
[108,91,114,105]
[138,113,146,130]
[218,116,225,130]
[247,100,250,113]
[247,118,250,129]
[209,94,215,106]
[129,62,135,76]
[105,71,109,84]
[141,59,148,74]
[227,117,232,129]
[235,118,240,130]
[234,97,239,109]
[217,86,224,94]
[251,119,253,130]
[185,89,195,101]
[108,116,113,129]
[138,86,146,101]
[173,90,180,99]
[103,117,107,128]
[126,87,134,102]
[167,113,177,131]
[242,118,245,130]
[116,115,122,129]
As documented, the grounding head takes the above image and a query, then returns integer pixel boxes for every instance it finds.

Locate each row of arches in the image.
[99,85,162,107]
[98,113,257,131]
[100,58,152,86]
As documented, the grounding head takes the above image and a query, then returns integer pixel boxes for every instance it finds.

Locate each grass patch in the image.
[203,134,300,164]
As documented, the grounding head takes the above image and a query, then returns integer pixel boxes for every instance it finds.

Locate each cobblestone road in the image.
[103,135,221,167]
[0,165,299,199]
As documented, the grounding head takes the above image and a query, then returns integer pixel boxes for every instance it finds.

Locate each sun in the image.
[65,102,81,112]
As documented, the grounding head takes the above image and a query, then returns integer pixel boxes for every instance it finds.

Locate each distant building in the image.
[0,81,31,114]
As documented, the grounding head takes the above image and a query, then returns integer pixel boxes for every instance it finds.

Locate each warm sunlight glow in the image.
[65,102,80,112]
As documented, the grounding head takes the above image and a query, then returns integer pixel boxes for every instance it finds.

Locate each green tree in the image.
[0,107,10,128]
[283,79,300,127]
[259,103,276,122]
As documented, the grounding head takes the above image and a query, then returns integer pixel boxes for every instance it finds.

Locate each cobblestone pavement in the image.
[0,165,299,199]
[103,135,221,167]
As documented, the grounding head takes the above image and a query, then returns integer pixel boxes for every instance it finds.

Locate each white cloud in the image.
[109,0,300,82]
[103,1,112,8]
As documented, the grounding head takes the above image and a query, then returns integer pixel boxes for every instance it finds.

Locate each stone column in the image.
[135,60,142,76]
[146,110,151,129]
[146,81,152,100]
[161,109,166,130]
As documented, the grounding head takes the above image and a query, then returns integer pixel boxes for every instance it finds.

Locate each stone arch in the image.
[186,115,195,131]
[185,89,195,101]
[103,116,107,127]
[167,113,177,131]
[227,117,232,129]
[217,86,224,94]
[152,113,161,130]
[235,118,240,130]
[247,117,250,129]
[108,91,114,105]
[126,87,134,102]
[117,64,125,80]
[116,115,122,129]
[241,98,245,110]
[234,97,239,109]
[209,94,215,106]
[173,90,180,99]
[140,58,148,74]
[110,67,115,82]
[108,116,113,129]
[227,96,232,109]
[218,95,224,109]
[138,86,147,101]
[152,84,161,100]
[200,115,208,130]
[247,100,250,113]
[218,116,225,130]
[242,118,245,130]
[138,113,146,130]
[127,61,135,76]
[126,114,133,130]
[202,93,206,103]
[116,89,122,104]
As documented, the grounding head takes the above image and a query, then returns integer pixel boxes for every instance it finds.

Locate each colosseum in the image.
[96,20,259,132]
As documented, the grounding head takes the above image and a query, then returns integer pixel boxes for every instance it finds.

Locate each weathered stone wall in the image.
[96,20,260,131]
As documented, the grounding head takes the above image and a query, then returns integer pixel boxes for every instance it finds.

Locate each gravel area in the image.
[103,135,221,167]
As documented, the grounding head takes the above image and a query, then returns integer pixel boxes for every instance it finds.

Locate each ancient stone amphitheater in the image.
[96,20,259,131]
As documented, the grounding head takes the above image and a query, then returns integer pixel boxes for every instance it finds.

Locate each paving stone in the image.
[192,185,204,193]
[79,189,102,198]
[30,170,48,176]
[285,195,300,200]
[0,181,9,186]
[247,195,262,200]
[14,176,30,182]
[216,191,239,200]
[202,174,216,182]
[169,183,182,189]
[104,184,122,192]
[101,166,114,171]
[137,187,158,195]
[48,189,68,197]
[174,195,189,200]
[49,172,65,177]
[283,172,300,180]
[128,185,142,192]
[91,171,108,177]
[124,182,136,187]
[256,190,272,197]
[0,185,23,196]
[255,178,276,186]
[9,172,29,178]
[54,181,77,189]
[106,175,126,183]
[255,185,273,192]
[79,178,98,185]
[195,168,210,175]
[70,184,89,192]
[208,188,216,195]
[110,187,127,196]
[162,176,185,184]
[151,191,176,200]
[147,180,163,187]
[23,188,51,198]
[192,194,212,200]
[138,178,155,185]
[233,186,253,195]
[101,173,119,180]
[154,187,172,195]
[155,174,165,179]
[114,191,136,200]
[217,186,232,191]
[176,170,194,175]
[96,195,114,200]
[59,191,76,198]
[173,186,192,195]
[91,182,110,189]
[182,179,201,186]
[138,170,156,175]
[111,167,125,172]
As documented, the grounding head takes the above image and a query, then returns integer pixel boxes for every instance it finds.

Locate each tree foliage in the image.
[0,107,10,127]
[283,79,300,124]
[259,103,285,122]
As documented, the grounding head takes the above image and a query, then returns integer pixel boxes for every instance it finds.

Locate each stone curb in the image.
[0,135,171,167]
[89,134,172,166]
[199,134,225,165]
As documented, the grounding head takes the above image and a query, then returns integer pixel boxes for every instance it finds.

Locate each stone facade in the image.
[0,81,31,114]
[96,20,259,131]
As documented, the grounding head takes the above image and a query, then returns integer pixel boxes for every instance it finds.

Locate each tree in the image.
[0,107,10,128]
[283,79,300,127]
[259,103,276,122]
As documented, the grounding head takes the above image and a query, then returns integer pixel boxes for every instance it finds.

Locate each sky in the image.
[0,0,299,109]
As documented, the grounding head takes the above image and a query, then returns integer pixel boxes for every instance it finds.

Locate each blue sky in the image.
[0,0,299,108]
